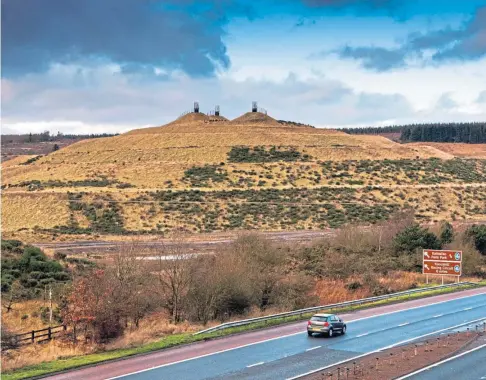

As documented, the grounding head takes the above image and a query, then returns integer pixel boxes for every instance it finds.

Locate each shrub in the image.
[465,225,486,255]
[393,224,442,254]
[54,252,67,261]
[439,221,454,244]
[228,146,308,163]
[183,165,228,187]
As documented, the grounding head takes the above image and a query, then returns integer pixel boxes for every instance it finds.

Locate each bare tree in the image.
[153,234,194,323]
[111,241,155,328]
[3,281,22,313]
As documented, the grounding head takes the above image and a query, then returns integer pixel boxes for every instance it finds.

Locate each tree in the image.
[62,270,123,342]
[111,242,155,328]
[393,224,442,254]
[3,281,22,313]
[465,225,486,255]
[439,221,454,244]
[154,234,194,323]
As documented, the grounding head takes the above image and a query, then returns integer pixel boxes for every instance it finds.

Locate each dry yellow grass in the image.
[2,127,448,188]
[2,116,485,237]
[2,300,52,333]
[1,339,96,372]
[409,142,486,159]
[1,192,70,231]
[1,155,39,167]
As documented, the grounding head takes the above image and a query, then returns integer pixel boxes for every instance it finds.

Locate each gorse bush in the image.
[393,224,442,254]
[228,146,310,163]
[183,165,228,187]
[1,241,71,295]
[465,225,486,255]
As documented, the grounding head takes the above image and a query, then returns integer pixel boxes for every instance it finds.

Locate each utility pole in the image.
[49,284,53,325]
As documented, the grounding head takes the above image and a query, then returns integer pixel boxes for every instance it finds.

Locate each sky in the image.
[1,0,486,134]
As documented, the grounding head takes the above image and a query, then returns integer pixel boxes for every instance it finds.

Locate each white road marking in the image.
[107,292,486,380]
[398,322,409,327]
[395,343,486,379]
[433,314,443,318]
[306,346,321,352]
[286,317,486,380]
[356,333,369,337]
[246,362,264,368]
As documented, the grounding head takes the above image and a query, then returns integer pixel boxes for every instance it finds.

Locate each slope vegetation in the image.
[2,113,486,238]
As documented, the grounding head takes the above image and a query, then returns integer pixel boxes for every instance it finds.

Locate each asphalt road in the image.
[401,344,486,380]
[46,287,486,380]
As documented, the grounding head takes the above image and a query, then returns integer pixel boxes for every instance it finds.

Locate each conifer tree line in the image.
[342,122,486,143]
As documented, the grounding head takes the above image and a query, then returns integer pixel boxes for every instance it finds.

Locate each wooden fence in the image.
[12,325,67,346]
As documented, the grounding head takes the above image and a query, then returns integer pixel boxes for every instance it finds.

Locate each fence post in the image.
[31,330,35,343]
[48,327,52,340]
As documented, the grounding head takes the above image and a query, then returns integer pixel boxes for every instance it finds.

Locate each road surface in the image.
[399,344,486,380]
[35,230,333,255]
[46,287,486,380]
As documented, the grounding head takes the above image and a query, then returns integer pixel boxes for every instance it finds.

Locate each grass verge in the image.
[3,282,483,380]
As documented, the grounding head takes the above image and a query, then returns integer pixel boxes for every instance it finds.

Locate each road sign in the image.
[423,250,462,262]
[423,261,462,276]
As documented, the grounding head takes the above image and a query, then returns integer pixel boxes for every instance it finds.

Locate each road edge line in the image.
[395,343,486,379]
[285,317,486,380]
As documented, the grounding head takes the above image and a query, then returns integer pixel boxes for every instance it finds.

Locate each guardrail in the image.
[194,282,478,336]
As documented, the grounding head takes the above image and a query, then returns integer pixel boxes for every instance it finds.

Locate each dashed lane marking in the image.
[247,362,264,368]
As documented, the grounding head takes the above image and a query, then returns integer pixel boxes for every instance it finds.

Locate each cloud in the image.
[328,6,486,71]
[436,93,458,109]
[1,0,254,78]
[337,46,407,71]
[1,62,421,133]
[477,91,486,103]
[301,0,401,11]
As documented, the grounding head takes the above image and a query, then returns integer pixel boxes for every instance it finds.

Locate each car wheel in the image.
[328,329,333,338]
[341,326,346,335]
[307,331,313,337]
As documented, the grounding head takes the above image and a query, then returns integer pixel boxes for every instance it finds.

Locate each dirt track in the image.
[34,230,334,255]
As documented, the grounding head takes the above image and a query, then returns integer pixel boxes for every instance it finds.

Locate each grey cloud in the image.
[1,65,418,132]
[436,93,458,109]
[301,0,402,10]
[477,91,486,103]
[337,46,407,71]
[1,0,252,78]
[328,6,486,71]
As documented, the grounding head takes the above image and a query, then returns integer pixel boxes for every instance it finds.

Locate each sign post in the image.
[423,249,462,283]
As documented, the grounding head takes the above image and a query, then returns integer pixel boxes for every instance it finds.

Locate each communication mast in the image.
[252,101,258,112]
[194,101,199,113]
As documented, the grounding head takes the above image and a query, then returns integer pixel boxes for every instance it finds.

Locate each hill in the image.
[342,122,486,144]
[2,112,486,240]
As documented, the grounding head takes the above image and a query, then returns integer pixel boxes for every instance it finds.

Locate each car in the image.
[307,313,346,337]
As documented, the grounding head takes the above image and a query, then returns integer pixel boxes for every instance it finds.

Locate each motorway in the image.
[47,287,486,380]
[400,344,486,380]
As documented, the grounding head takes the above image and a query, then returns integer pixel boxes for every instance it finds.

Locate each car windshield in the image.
[310,316,328,322]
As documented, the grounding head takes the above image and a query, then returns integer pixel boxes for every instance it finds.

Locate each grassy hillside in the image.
[2,113,486,238]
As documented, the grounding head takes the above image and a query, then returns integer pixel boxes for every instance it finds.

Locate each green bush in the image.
[228,146,309,163]
[183,165,228,187]
[465,225,486,255]
[1,241,71,296]
[393,224,442,254]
